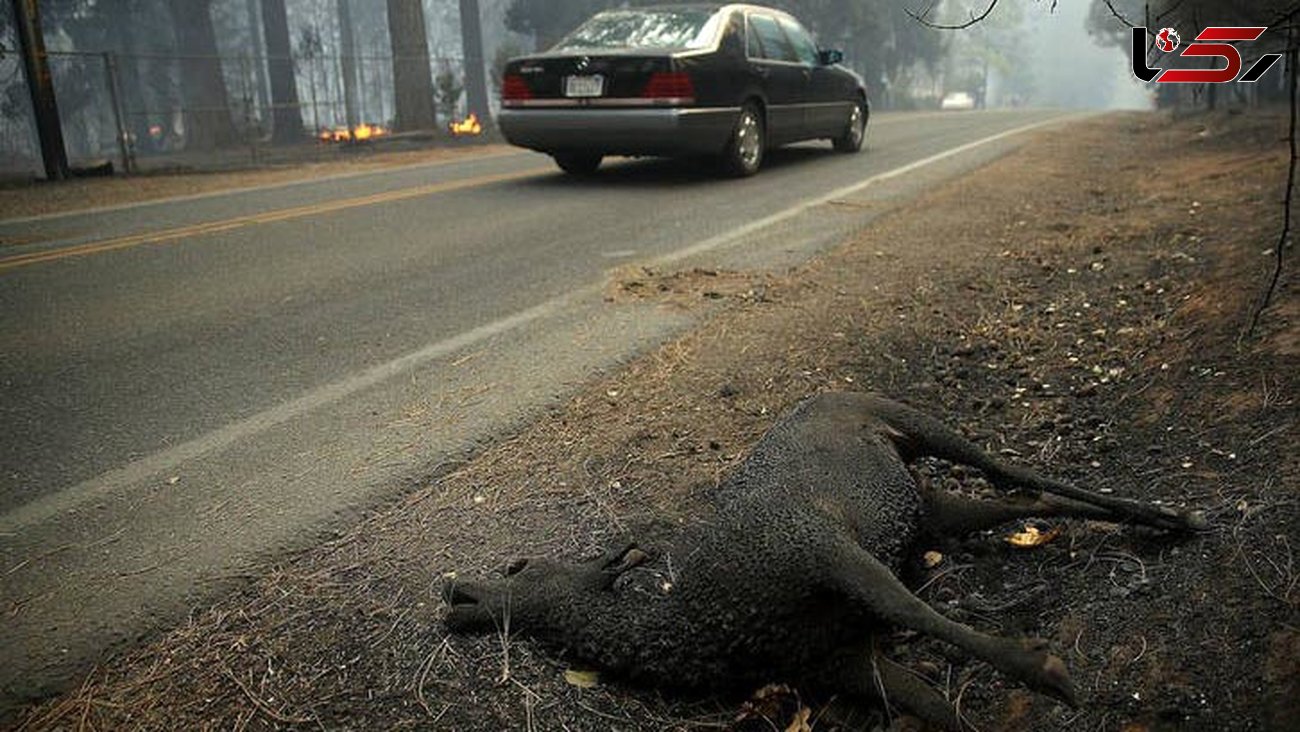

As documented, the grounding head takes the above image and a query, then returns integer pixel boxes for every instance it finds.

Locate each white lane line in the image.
[0,113,1075,534]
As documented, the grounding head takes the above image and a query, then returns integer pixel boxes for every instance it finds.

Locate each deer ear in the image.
[594,543,648,581]
[611,547,648,573]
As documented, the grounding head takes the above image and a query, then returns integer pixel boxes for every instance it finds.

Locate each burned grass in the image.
[13,110,1298,731]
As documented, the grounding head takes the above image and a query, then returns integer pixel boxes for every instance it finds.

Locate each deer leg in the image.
[922,482,1120,538]
[814,643,962,731]
[871,652,963,731]
[826,538,1077,707]
[862,394,1205,532]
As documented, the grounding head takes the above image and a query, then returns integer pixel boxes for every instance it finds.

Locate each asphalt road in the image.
[0,109,1074,712]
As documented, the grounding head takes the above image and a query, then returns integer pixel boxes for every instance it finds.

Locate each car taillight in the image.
[641,72,695,103]
[501,74,533,103]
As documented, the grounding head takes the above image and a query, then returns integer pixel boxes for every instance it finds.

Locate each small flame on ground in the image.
[449,113,483,136]
[318,122,389,143]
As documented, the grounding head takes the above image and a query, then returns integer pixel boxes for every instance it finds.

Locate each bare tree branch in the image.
[1103,0,1136,28]
[1269,2,1300,30]
[906,0,999,30]
[1248,31,1298,337]
[1154,0,1189,25]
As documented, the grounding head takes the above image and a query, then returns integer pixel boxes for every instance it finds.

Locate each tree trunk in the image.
[261,0,305,143]
[337,0,359,131]
[459,0,490,125]
[244,0,271,126]
[386,0,435,131]
[11,0,68,178]
[167,0,237,149]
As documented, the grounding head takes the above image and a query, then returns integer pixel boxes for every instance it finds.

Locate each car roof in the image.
[602,3,795,19]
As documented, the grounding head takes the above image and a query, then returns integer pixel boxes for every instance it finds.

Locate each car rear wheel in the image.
[553,152,603,175]
[832,99,867,153]
[720,103,764,177]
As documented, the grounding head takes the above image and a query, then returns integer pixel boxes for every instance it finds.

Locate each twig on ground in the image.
[915,563,976,595]
[1230,499,1298,604]
[414,638,449,717]
[1249,423,1289,447]
[1131,634,1148,664]
[1073,627,1093,661]
[496,598,515,684]
[221,665,312,724]
[952,676,982,732]
[510,677,541,732]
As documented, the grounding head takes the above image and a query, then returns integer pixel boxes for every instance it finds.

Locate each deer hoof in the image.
[1013,639,1078,708]
[1039,652,1078,708]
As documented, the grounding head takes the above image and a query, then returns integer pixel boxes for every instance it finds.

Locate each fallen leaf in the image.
[1006,524,1062,548]
[563,669,600,688]
[785,707,812,732]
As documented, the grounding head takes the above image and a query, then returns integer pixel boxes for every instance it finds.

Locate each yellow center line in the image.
[0,166,551,274]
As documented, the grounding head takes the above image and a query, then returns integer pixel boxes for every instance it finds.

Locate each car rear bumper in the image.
[498,106,740,157]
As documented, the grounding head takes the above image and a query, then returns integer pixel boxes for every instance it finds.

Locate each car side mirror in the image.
[818,48,843,66]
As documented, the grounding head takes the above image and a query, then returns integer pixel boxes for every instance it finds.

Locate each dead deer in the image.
[443,392,1204,728]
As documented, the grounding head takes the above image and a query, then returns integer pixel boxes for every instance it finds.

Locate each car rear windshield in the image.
[552,9,722,51]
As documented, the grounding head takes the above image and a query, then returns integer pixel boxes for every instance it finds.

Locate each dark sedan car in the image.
[498,3,869,177]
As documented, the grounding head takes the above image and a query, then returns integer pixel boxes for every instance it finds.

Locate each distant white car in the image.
[940,91,976,111]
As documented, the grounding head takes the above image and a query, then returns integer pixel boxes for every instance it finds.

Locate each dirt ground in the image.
[11,111,1298,731]
[0,141,512,222]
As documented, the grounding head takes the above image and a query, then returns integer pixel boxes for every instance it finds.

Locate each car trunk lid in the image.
[503,53,678,105]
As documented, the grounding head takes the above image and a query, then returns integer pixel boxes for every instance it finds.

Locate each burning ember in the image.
[318,122,389,143]
[449,113,483,137]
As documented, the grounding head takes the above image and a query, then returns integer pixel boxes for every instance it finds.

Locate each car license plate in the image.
[565,75,604,98]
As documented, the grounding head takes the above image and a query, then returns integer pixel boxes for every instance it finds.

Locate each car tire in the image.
[720,103,764,177]
[553,152,602,175]
[832,99,867,153]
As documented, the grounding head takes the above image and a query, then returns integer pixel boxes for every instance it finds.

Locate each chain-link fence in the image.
[1,48,488,179]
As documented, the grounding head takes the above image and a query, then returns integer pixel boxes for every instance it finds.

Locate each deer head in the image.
[442,543,648,635]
